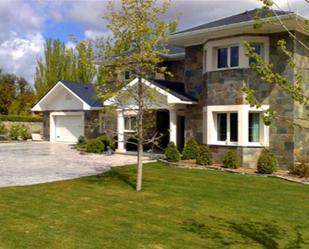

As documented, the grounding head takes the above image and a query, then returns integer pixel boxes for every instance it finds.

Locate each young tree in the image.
[242,0,309,127]
[97,0,176,191]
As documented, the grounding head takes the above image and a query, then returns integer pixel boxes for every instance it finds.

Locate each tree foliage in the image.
[0,70,35,115]
[35,39,96,98]
[96,0,176,191]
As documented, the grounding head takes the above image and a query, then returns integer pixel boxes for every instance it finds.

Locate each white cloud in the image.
[0,32,45,84]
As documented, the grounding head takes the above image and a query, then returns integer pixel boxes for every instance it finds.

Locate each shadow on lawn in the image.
[82,170,136,190]
[181,218,305,248]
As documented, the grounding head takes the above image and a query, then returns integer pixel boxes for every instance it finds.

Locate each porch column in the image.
[169,108,177,146]
[116,110,126,153]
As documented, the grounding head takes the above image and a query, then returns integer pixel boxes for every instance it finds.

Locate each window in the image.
[249,44,262,65]
[124,71,130,80]
[124,116,136,131]
[216,112,238,144]
[217,46,239,69]
[205,105,269,147]
[249,113,260,142]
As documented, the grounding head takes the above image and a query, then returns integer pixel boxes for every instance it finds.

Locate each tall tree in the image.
[97,0,176,191]
[35,39,96,99]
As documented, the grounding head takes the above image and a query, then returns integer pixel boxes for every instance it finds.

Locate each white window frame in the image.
[124,115,137,132]
[203,105,269,147]
[203,36,269,72]
[215,112,238,145]
[216,45,239,69]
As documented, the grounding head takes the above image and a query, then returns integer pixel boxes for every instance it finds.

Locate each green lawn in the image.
[0,163,308,249]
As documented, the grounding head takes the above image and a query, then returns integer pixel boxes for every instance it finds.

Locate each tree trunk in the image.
[136,77,143,191]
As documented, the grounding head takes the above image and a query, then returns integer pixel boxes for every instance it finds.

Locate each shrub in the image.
[290,163,309,178]
[164,142,181,162]
[182,138,200,160]
[78,136,87,145]
[222,150,240,169]
[19,126,30,140]
[290,156,309,178]
[0,121,7,135]
[9,125,20,140]
[96,134,115,150]
[86,139,105,154]
[0,115,42,123]
[196,145,212,166]
[257,149,278,174]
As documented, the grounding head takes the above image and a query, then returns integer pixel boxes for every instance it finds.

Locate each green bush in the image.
[222,150,240,169]
[96,134,115,150]
[290,163,309,178]
[196,145,212,166]
[0,115,42,123]
[257,149,278,174]
[164,142,181,162]
[86,139,105,154]
[182,138,200,160]
[19,126,30,140]
[78,136,87,145]
[9,125,20,140]
[0,121,7,135]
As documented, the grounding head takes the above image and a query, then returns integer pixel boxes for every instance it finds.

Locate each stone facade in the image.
[173,32,308,169]
[84,111,101,139]
[43,111,50,140]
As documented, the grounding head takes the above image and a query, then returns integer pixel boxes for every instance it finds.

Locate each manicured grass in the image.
[0,163,308,249]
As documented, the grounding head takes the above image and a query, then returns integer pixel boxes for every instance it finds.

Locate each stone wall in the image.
[163,59,185,82]
[84,111,101,139]
[3,121,43,135]
[42,112,50,140]
[183,45,205,144]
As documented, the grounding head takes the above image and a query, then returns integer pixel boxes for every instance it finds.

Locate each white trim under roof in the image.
[104,77,197,107]
[32,81,103,111]
[169,13,307,47]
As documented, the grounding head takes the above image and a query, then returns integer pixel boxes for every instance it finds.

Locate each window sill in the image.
[208,142,266,148]
[204,67,249,73]
[124,130,136,133]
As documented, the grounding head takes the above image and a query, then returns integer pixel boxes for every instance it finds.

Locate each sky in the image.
[0,0,308,85]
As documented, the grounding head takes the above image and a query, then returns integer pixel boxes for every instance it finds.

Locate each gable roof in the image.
[60,81,103,108]
[175,8,292,34]
[149,79,197,102]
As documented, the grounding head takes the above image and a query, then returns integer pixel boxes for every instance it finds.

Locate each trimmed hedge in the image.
[96,134,115,150]
[182,138,200,160]
[222,151,240,169]
[86,139,105,154]
[196,145,212,166]
[257,149,278,174]
[0,115,42,123]
[164,142,181,162]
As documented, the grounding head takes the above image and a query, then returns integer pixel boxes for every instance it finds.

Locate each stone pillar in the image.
[116,110,126,153]
[169,108,177,146]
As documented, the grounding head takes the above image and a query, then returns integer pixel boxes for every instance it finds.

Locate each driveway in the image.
[0,142,151,187]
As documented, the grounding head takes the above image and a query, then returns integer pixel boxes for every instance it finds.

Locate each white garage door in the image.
[55,115,83,143]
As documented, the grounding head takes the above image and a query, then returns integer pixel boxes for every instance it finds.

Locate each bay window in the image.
[204,105,269,147]
[249,43,263,65]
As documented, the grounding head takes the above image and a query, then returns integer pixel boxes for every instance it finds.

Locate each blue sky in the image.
[0,0,308,84]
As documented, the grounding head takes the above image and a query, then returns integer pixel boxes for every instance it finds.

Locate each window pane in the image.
[217,113,227,141]
[124,71,130,80]
[230,46,239,67]
[249,113,260,142]
[217,48,228,68]
[125,117,130,130]
[230,113,238,142]
[249,44,262,65]
[131,117,137,130]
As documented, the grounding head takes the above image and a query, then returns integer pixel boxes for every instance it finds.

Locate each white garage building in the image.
[32,81,103,143]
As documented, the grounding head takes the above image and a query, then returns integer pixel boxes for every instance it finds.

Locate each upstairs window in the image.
[217,46,239,69]
[249,43,262,65]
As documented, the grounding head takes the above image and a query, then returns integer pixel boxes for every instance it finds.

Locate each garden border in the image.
[158,159,309,185]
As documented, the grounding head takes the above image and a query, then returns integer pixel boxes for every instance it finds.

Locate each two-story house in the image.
[32,9,308,169]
